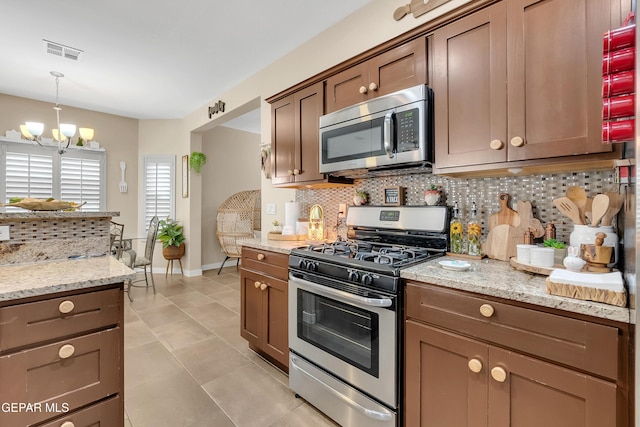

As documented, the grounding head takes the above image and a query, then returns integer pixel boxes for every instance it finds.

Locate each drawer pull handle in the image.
[58,344,75,359]
[479,304,495,318]
[60,422,75,427]
[491,366,507,383]
[369,82,378,91]
[254,281,261,289]
[260,283,268,291]
[257,254,265,261]
[58,300,75,314]
[359,85,368,94]
[468,358,483,373]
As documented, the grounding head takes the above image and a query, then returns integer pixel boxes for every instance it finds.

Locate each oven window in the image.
[296,289,379,377]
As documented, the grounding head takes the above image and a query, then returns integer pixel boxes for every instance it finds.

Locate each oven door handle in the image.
[289,273,393,308]
[290,355,394,422]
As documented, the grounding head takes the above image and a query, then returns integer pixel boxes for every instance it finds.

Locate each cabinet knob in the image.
[468,358,483,373]
[510,136,525,147]
[489,139,504,150]
[58,300,75,314]
[257,253,265,261]
[260,283,268,291]
[293,169,300,175]
[58,344,75,359]
[287,169,294,176]
[254,281,261,289]
[60,422,75,427]
[491,366,507,383]
[359,85,368,94]
[479,304,495,318]
[368,82,378,91]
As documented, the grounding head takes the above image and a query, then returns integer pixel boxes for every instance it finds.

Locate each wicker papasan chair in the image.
[216,190,261,274]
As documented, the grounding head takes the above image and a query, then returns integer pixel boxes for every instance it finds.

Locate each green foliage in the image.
[190,152,207,173]
[158,217,185,248]
[76,137,84,146]
[543,238,566,249]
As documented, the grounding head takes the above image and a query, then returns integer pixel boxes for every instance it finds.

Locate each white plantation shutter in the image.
[1,139,106,211]
[143,155,175,231]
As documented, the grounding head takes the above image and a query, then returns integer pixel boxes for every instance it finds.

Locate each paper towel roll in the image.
[285,202,301,229]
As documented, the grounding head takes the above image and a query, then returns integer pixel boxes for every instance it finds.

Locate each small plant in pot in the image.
[544,238,567,265]
[190,152,207,173]
[158,217,186,260]
[353,189,368,206]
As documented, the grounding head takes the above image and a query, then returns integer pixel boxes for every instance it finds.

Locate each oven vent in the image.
[43,39,83,61]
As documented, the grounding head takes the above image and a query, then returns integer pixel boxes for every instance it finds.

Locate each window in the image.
[0,139,106,211]
[142,155,175,231]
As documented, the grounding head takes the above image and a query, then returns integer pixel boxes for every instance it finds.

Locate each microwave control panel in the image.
[396,108,420,152]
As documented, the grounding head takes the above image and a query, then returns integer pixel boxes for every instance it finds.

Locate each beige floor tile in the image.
[124,305,140,324]
[127,369,234,427]
[203,364,303,427]
[183,279,230,296]
[167,290,213,308]
[126,289,171,312]
[155,279,197,298]
[213,273,242,285]
[153,318,214,352]
[172,336,251,385]
[209,316,249,354]
[208,288,241,312]
[134,304,190,330]
[181,301,239,331]
[124,341,186,390]
[246,351,290,388]
[124,320,157,351]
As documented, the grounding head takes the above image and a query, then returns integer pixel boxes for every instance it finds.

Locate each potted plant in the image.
[190,152,207,173]
[543,238,567,265]
[353,189,368,206]
[158,217,186,260]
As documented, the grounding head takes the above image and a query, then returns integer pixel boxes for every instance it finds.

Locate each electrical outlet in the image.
[0,225,9,241]
[338,203,347,218]
[266,203,277,215]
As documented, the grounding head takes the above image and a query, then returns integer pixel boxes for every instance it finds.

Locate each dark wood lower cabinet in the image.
[404,282,629,427]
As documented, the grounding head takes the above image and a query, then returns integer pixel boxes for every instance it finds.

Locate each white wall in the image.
[201,126,261,270]
[138,0,474,272]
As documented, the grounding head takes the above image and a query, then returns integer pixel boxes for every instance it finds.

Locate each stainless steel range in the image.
[288,205,448,427]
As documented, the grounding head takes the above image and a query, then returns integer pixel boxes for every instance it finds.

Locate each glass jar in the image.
[569,225,618,267]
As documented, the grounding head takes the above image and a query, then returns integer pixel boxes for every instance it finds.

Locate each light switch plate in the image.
[0,225,9,241]
[266,203,277,215]
[338,204,347,218]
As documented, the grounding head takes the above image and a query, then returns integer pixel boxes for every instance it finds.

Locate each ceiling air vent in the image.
[43,39,83,61]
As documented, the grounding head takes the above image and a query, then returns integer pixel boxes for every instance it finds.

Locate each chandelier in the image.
[19,71,91,155]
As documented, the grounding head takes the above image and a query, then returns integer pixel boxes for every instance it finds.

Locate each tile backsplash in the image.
[295,170,619,244]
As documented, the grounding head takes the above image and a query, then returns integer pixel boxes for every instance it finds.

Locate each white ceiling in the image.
[0,0,373,121]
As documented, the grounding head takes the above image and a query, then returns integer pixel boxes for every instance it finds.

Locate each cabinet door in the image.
[240,269,263,347]
[405,320,488,427]
[293,82,325,183]
[325,62,369,113]
[270,95,296,185]
[433,2,508,168]
[369,37,427,98]
[488,346,618,427]
[506,0,614,161]
[261,275,289,368]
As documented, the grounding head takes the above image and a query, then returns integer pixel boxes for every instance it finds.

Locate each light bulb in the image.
[52,129,67,142]
[25,122,44,137]
[79,127,94,140]
[60,123,76,138]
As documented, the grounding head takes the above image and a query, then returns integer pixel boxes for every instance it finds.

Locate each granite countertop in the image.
[240,239,631,324]
[0,256,136,301]
[0,211,120,219]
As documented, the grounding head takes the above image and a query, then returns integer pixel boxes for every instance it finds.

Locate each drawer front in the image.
[0,288,121,353]
[39,395,122,427]
[405,282,619,380]
[242,247,289,280]
[0,327,121,426]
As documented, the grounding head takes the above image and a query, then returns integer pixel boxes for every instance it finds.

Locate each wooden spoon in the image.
[552,197,583,225]
[590,194,610,227]
[601,192,624,226]
[584,197,593,224]
[566,186,587,224]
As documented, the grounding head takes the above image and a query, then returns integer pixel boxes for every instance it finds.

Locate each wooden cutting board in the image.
[485,224,519,261]
[515,200,545,238]
[489,193,520,230]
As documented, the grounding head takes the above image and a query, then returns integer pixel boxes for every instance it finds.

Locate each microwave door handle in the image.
[383,111,395,158]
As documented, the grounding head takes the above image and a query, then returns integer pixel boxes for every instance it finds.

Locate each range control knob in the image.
[298,259,307,270]
[348,271,360,282]
[306,261,317,272]
[361,274,373,286]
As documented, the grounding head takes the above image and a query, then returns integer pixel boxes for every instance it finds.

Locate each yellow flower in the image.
[468,224,481,235]
[451,223,462,234]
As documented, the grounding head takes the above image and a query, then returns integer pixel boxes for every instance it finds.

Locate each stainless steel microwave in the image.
[319,84,433,176]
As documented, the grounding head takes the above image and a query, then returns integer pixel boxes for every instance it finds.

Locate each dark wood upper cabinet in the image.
[325,37,427,113]
[270,82,325,186]
[433,0,621,172]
